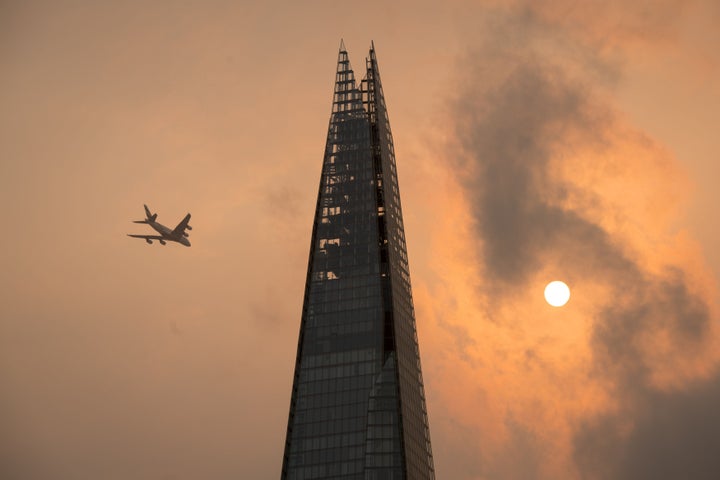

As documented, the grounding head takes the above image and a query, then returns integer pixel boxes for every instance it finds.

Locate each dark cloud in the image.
[592,269,711,385]
[575,372,720,480]
[449,1,719,478]
[572,270,714,479]
[454,54,628,292]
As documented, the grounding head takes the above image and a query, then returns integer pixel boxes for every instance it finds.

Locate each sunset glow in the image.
[2,1,720,479]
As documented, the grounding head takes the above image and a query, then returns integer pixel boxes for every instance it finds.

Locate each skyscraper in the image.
[281,42,435,480]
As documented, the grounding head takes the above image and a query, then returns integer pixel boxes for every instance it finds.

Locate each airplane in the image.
[128,204,192,247]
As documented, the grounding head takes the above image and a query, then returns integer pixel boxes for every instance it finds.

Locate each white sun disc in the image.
[544,281,570,307]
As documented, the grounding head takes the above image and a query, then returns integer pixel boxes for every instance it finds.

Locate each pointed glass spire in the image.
[331,43,363,119]
[281,42,435,480]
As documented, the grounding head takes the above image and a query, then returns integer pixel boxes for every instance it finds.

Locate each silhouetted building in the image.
[281,42,435,480]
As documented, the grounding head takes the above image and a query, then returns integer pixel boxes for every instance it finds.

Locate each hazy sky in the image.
[2,1,720,479]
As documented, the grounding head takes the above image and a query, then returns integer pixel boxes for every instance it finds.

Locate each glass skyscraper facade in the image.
[281,42,434,480]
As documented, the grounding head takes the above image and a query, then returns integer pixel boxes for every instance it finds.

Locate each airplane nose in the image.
[184,238,191,247]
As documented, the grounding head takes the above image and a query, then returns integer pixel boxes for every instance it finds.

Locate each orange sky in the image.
[2,1,720,479]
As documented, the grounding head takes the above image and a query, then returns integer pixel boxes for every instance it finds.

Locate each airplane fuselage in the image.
[148,220,191,246]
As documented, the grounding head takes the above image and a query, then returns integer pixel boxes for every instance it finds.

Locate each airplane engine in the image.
[183,232,189,237]
[187,225,192,230]
[146,239,152,244]
[159,239,166,245]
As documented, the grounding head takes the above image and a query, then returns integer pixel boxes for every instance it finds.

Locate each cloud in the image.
[424,1,720,478]
[574,371,720,480]
[454,58,623,291]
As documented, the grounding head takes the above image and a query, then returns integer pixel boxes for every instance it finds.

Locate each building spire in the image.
[281,42,435,480]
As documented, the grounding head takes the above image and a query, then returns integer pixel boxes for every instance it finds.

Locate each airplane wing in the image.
[172,213,192,236]
[127,234,165,240]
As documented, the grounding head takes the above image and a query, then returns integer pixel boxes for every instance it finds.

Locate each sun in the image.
[544,280,570,307]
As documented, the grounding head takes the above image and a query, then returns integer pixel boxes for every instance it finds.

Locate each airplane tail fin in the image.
[133,204,157,224]
[144,204,158,222]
